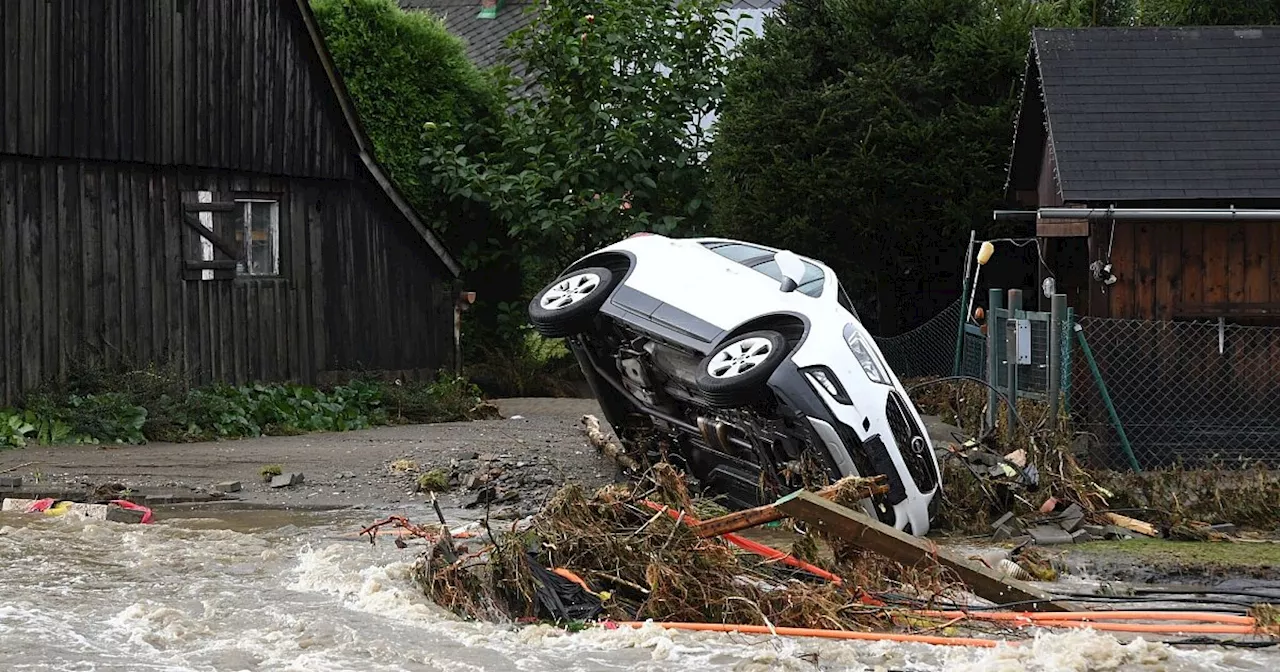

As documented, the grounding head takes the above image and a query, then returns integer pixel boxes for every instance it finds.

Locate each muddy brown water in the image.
[1,504,1276,672]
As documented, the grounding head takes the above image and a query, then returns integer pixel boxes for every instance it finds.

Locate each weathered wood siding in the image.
[1085,220,1280,322]
[0,0,355,179]
[0,156,454,402]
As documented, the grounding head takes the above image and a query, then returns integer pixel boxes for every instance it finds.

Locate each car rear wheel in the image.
[695,330,789,407]
[528,267,615,338]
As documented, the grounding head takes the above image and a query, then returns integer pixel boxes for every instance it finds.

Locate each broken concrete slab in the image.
[1027,525,1075,546]
[1058,503,1086,533]
[2,498,148,523]
[215,481,242,493]
[269,473,305,489]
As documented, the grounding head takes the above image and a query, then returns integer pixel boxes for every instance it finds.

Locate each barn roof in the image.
[1006,26,1280,203]
[295,0,462,277]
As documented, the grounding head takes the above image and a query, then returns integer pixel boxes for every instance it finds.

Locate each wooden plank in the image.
[1203,224,1229,306]
[183,201,238,213]
[16,0,33,156]
[1036,219,1089,238]
[1227,224,1247,305]
[182,211,241,260]
[1107,220,1134,318]
[118,170,137,365]
[273,282,287,382]
[0,161,18,402]
[148,172,166,365]
[106,0,121,160]
[309,198,327,378]
[19,161,43,392]
[40,163,59,383]
[289,190,309,382]
[163,174,185,376]
[246,279,260,382]
[1270,223,1280,306]
[129,171,151,366]
[776,491,1075,612]
[57,164,79,382]
[1177,302,1280,318]
[1,1,14,154]
[101,165,121,370]
[1179,222,1203,315]
[693,477,888,538]
[1133,221,1155,320]
[232,282,246,384]
[1244,222,1270,305]
[32,0,48,156]
[184,260,237,271]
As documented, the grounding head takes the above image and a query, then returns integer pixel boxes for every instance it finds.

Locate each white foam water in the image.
[0,510,1273,672]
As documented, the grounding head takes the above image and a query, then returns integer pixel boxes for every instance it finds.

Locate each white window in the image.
[234,199,280,277]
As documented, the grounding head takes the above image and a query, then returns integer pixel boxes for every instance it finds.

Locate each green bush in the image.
[310,0,502,226]
[0,372,490,449]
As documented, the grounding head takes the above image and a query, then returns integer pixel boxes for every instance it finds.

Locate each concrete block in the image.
[2,498,145,523]
[0,476,22,490]
[1070,529,1097,543]
[105,506,147,524]
[1209,523,1238,535]
[270,473,305,489]
[1058,503,1085,532]
[1028,525,1074,545]
[215,481,242,493]
[991,511,1020,532]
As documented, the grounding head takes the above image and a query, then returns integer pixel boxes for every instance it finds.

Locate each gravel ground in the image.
[0,398,619,517]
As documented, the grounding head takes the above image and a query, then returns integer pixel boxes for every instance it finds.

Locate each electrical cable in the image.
[904,375,1024,431]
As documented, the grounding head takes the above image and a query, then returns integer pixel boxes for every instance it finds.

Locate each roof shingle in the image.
[1013,26,1280,202]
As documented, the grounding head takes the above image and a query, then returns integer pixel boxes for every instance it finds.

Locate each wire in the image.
[904,375,1024,431]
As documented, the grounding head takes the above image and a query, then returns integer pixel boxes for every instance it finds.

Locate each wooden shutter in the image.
[180,191,242,281]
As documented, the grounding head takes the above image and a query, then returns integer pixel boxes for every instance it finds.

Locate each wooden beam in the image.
[775,491,1076,612]
[1037,219,1090,237]
[183,260,237,271]
[182,201,239,213]
[692,476,888,539]
[1175,301,1280,318]
[181,211,242,260]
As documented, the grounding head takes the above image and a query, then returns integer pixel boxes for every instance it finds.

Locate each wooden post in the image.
[775,491,1076,612]
[985,288,1003,431]
[691,476,887,538]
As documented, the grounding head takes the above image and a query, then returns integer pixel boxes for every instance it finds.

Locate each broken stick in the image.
[1105,512,1158,538]
[692,476,888,538]
[580,414,641,472]
[775,490,1076,613]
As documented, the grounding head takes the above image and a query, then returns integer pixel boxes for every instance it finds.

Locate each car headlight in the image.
[842,323,891,385]
[801,365,851,405]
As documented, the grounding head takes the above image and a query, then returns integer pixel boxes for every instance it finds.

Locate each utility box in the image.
[1015,318,1032,364]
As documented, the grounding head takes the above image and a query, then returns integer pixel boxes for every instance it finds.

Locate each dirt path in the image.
[0,398,617,514]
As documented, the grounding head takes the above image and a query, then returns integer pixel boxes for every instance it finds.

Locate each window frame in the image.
[233,197,282,278]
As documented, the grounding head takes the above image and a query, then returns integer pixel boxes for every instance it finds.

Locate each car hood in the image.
[600,235,824,332]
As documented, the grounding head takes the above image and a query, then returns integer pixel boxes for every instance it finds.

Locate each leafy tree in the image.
[708,0,1061,333]
[310,0,502,226]
[422,0,745,288]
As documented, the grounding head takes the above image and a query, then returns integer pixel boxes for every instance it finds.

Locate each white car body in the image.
[534,233,942,535]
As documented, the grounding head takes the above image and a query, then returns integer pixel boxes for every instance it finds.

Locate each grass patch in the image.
[1072,538,1280,571]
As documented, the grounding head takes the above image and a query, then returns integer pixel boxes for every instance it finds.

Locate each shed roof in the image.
[1006,26,1280,203]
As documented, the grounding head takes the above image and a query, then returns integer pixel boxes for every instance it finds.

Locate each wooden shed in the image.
[1005,26,1280,323]
[0,0,464,403]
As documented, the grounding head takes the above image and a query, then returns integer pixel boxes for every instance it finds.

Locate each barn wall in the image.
[0,155,454,403]
[0,0,355,180]
[1088,219,1280,321]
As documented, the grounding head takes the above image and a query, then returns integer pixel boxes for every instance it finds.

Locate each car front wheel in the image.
[528,267,616,338]
[695,330,789,407]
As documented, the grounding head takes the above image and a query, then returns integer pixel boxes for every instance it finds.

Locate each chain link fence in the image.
[1071,317,1280,470]
[873,299,968,380]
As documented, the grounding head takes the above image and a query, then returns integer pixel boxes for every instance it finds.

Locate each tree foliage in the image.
[310,0,502,223]
[422,0,745,284]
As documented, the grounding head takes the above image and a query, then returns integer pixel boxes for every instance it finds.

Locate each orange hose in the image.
[1028,620,1257,635]
[915,610,1256,626]
[640,500,843,585]
[614,621,1006,647]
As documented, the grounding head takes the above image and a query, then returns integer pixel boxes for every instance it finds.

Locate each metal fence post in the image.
[1062,306,1074,415]
[1005,289,1022,438]
[1048,293,1066,423]
[985,288,1003,431]
[952,231,976,376]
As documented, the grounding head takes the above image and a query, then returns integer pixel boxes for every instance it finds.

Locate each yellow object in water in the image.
[43,501,74,516]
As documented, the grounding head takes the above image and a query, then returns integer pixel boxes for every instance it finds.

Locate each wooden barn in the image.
[0,0,464,403]
[1004,26,1280,468]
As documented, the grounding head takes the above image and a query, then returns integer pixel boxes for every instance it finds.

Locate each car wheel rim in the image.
[539,272,602,311]
[707,336,774,379]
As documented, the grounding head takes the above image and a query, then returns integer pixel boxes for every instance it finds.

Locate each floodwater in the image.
[0,505,1274,672]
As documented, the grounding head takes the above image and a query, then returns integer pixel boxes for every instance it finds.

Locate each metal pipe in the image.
[1037,207,1280,221]
[1074,323,1142,472]
[1048,293,1066,423]
[1005,289,1022,440]
[985,288,1003,432]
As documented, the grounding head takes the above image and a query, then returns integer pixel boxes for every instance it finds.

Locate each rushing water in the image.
[0,506,1274,672]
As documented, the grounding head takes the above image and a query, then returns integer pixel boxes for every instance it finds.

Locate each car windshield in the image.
[701,241,826,298]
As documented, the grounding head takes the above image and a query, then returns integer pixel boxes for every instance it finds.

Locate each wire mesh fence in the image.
[873,299,966,380]
[1071,317,1280,470]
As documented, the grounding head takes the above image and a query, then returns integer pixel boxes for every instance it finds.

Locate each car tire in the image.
[695,330,789,407]
[528,267,616,338]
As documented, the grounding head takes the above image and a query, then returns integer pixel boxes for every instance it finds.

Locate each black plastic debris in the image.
[524,554,604,622]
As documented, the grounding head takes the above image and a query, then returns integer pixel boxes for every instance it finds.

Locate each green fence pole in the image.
[1062,307,1074,416]
[1073,322,1141,472]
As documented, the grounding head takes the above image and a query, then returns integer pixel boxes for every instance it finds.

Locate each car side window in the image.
[703,242,772,263]
[750,259,825,298]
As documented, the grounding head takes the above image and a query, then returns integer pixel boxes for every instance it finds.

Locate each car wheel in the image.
[528,267,615,338]
[695,330,789,407]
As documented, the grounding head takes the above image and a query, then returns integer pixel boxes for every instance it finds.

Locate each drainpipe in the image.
[994,207,1280,221]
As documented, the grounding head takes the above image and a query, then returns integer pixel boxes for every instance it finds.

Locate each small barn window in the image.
[233,199,280,277]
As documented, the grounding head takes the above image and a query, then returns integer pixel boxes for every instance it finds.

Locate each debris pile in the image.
[405,464,963,632]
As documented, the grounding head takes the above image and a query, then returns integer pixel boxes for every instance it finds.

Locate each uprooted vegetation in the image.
[909,377,1280,535]
[0,362,499,448]
[406,464,997,631]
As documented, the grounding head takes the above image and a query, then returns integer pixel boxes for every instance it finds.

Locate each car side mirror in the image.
[774,250,805,293]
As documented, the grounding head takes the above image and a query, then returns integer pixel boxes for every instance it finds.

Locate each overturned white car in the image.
[528,233,941,535]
